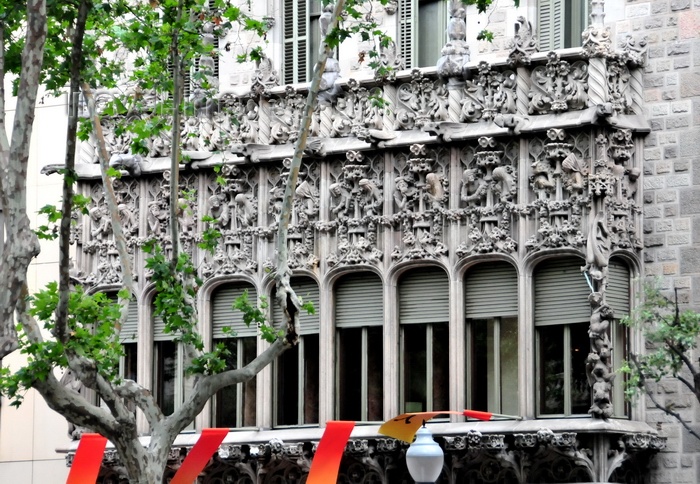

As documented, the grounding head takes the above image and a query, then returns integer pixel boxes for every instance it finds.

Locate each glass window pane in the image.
[276,344,299,425]
[471,319,488,411]
[403,324,427,412]
[366,326,384,421]
[500,317,519,416]
[155,341,177,416]
[304,334,319,424]
[122,343,138,382]
[242,337,257,427]
[214,339,239,428]
[570,322,591,415]
[432,323,449,411]
[338,328,363,421]
[418,0,443,67]
[539,325,564,415]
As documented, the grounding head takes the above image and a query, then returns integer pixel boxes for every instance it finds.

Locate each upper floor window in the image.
[465,262,518,415]
[398,0,448,69]
[399,267,450,413]
[107,293,139,383]
[153,309,180,416]
[535,258,591,416]
[283,0,323,84]
[272,276,321,426]
[211,283,259,428]
[335,272,384,422]
[538,0,588,51]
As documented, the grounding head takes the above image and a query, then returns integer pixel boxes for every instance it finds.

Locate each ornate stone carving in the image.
[332,79,384,138]
[620,35,647,67]
[394,70,448,130]
[267,159,320,270]
[606,57,632,115]
[457,137,518,256]
[212,94,259,148]
[269,86,308,144]
[327,151,384,266]
[460,62,517,122]
[437,2,470,78]
[201,166,258,277]
[508,16,538,66]
[524,130,590,252]
[251,54,279,96]
[376,40,404,79]
[391,144,449,261]
[528,53,588,114]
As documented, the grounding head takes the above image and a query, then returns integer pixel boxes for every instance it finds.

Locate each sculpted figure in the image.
[394,177,415,211]
[359,178,383,216]
[561,152,586,193]
[460,168,487,204]
[583,210,610,288]
[329,182,351,218]
[208,194,230,229]
[425,172,444,209]
[492,166,515,202]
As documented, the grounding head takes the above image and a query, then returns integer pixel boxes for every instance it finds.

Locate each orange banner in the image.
[66,433,108,484]
[463,410,494,420]
[306,421,355,484]
[378,411,464,443]
[170,428,229,484]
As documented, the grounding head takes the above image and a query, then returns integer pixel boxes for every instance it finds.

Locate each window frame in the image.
[398,0,448,69]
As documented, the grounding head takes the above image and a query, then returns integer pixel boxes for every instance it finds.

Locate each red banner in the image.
[170,428,229,484]
[306,421,355,484]
[66,433,108,484]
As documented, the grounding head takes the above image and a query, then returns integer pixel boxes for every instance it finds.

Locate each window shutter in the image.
[607,261,630,318]
[466,262,518,318]
[212,284,258,339]
[272,277,320,334]
[538,0,563,51]
[398,0,414,69]
[535,258,590,326]
[336,272,383,328]
[108,294,139,343]
[121,301,139,343]
[399,268,449,324]
[153,313,169,341]
[284,0,308,84]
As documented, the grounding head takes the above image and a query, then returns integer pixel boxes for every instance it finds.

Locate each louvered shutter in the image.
[398,0,414,69]
[607,261,630,318]
[153,313,169,341]
[283,0,308,84]
[107,294,138,343]
[399,268,449,324]
[535,258,590,326]
[466,262,518,318]
[336,273,383,328]
[272,277,320,334]
[212,284,258,338]
[121,300,139,343]
[538,0,563,51]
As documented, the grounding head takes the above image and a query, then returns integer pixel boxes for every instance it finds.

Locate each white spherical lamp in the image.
[406,426,444,483]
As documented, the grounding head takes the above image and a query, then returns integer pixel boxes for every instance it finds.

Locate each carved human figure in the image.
[424,172,444,209]
[492,166,515,202]
[329,182,351,218]
[90,206,112,242]
[234,193,256,228]
[531,160,554,190]
[561,152,585,193]
[359,178,383,216]
[583,211,610,290]
[460,168,487,205]
[295,179,319,222]
[623,167,640,200]
[394,177,415,211]
[208,194,230,229]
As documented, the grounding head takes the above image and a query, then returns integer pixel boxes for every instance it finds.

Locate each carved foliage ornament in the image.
[395,70,448,130]
[460,62,517,123]
[529,52,588,114]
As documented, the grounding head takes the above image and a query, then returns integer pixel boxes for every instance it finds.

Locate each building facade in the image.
[2,0,700,483]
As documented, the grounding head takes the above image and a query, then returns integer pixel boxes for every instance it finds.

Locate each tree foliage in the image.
[622,285,700,440]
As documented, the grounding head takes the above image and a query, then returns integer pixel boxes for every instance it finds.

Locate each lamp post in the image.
[406,425,444,484]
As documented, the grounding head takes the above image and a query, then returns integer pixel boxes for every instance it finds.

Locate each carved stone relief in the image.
[82,179,139,288]
[394,71,448,130]
[461,62,517,122]
[265,158,321,270]
[201,165,259,277]
[508,16,538,66]
[528,53,589,114]
[437,1,470,78]
[331,79,384,138]
[326,151,384,266]
[391,144,449,261]
[269,86,312,145]
[457,137,518,256]
[524,129,590,252]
